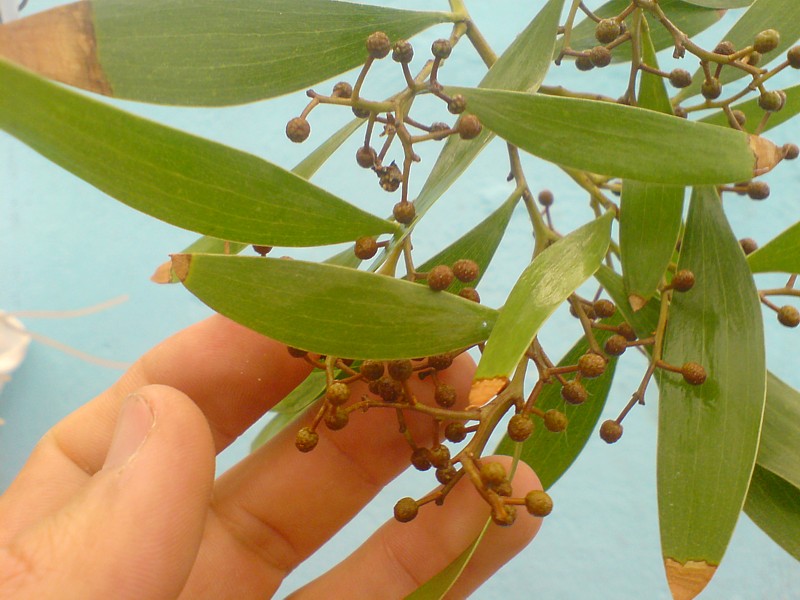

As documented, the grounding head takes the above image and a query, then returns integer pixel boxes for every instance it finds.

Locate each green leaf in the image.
[674,0,800,103]
[495,320,621,489]
[620,27,685,309]
[1,0,448,106]
[563,0,724,62]
[744,372,800,560]
[471,213,613,404]
[250,411,302,451]
[595,265,661,336]
[700,84,800,134]
[448,86,759,185]
[746,221,800,273]
[174,254,497,360]
[293,117,366,181]
[657,187,765,594]
[404,520,492,600]
[0,58,396,247]
[416,194,518,295]
[678,0,753,7]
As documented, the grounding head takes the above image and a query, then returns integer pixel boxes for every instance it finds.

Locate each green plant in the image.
[1,0,799,597]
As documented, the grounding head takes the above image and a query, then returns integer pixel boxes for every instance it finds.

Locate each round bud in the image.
[431,38,452,59]
[672,269,695,292]
[578,353,607,378]
[366,31,391,59]
[387,359,413,382]
[787,46,800,68]
[747,180,770,200]
[739,238,758,255]
[447,94,467,114]
[392,39,414,63]
[732,110,747,127]
[604,334,628,356]
[326,381,350,406]
[593,299,616,319]
[428,265,455,291]
[480,462,507,486]
[252,245,273,256]
[589,46,613,68]
[561,380,588,405]
[538,189,554,206]
[427,353,454,370]
[595,19,621,44]
[355,145,377,169]
[668,69,693,89]
[360,359,385,381]
[673,106,688,119]
[681,362,707,385]
[492,505,517,527]
[494,481,513,497]
[430,121,451,140]
[394,497,419,522]
[758,90,784,112]
[525,489,553,517]
[295,427,319,452]
[393,201,416,225]
[285,117,311,143]
[783,143,800,160]
[543,409,568,432]
[374,377,403,402]
[444,421,467,443]
[753,29,780,54]
[575,54,594,71]
[701,78,722,100]
[747,51,762,67]
[452,259,480,282]
[459,287,481,303]
[507,414,534,442]
[324,407,349,430]
[617,322,637,341]
[410,447,432,471]
[434,383,457,408]
[714,40,736,55]
[599,419,623,444]
[352,106,371,119]
[436,465,458,485]
[354,236,379,260]
[429,444,451,469]
[287,346,308,358]
[458,114,483,140]
[777,305,800,328]
[331,81,353,98]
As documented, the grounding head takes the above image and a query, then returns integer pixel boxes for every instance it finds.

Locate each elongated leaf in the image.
[563,0,724,62]
[620,27,685,309]
[495,319,621,489]
[596,265,661,336]
[416,194,518,294]
[449,86,763,185]
[471,213,613,404]
[0,0,448,106]
[293,118,365,181]
[657,187,766,599]
[746,221,800,273]
[0,58,396,246]
[251,411,302,451]
[744,465,800,560]
[674,0,800,103]
[173,254,497,359]
[678,0,752,7]
[700,84,800,134]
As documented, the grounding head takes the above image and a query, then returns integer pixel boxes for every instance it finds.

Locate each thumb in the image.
[8,385,215,600]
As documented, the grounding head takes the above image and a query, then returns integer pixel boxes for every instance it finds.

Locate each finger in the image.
[0,385,215,600]
[179,354,476,598]
[291,456,542,599]
[0,315,311,539]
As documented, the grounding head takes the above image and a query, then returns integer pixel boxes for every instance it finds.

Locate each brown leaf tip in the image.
[628,293,646,312]
[468,377,509,408]
[170,254,192,282]
[150,260,174,284]
[749,135,783,176]
[664,558,717,600]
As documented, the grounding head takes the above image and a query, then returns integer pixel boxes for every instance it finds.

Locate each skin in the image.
[0,315,542,599]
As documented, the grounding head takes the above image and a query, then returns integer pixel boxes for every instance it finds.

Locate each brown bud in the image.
[387,359,413,381]
[543,409,568,432]
[444,421,467,443]
[459,287,481,303]
[593,299,616,319]
[604,334,628,356]
[392,40,414,64]
[366,31,391,59]
[524,489,553,517]
[538,190,554,206]
[332,81,353,98]
[595,19,621,44]
[431,38,452,59]
[672,269,695,292]
[681,362,707,385]
[747,180,770,200]
[561,380,588,405]
[252,245,273,256]
[599,419,623,444]
[458,114,483,140]
[394,497,419,522]
[589,46,612,68]
[739,238,758,255]
[427,353,454,370]
[410,447,432,471]
[428,265,455,291]
[507,414,534,442]
[360,359,385,381]
[669,69,692,89]
[354,236,379,260]
[753,29,780,54]
[295,427,319,452]
[429,444,451,469]
[326,381,351,406]
[452,259,480,283]
[447,94,467,114]
[617,322,637,341]
[480,462,507,486]
[434,383,457,408]
[324,407,349,430]
[285,117,310,143]
[777,305,800,328]
[356,145,377,169]
[393,201,416,224]
[578,353,607,378]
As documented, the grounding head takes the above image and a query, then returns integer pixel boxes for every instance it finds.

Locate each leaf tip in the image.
[150,260,174,284]
[664,558,716,600]
[468,377,508,408]
[170,254,192,282]
[749,135,783,177]
[628,294,646,312]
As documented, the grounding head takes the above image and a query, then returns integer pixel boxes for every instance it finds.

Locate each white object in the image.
[0,0,20,23]
[0,313,32,393]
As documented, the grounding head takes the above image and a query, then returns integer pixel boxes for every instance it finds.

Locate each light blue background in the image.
[1,1,799,598]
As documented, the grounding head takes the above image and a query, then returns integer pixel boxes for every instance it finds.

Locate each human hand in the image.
[0,315,542,599]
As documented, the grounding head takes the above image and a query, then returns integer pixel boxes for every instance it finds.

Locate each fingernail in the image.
[103,393,154,470]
